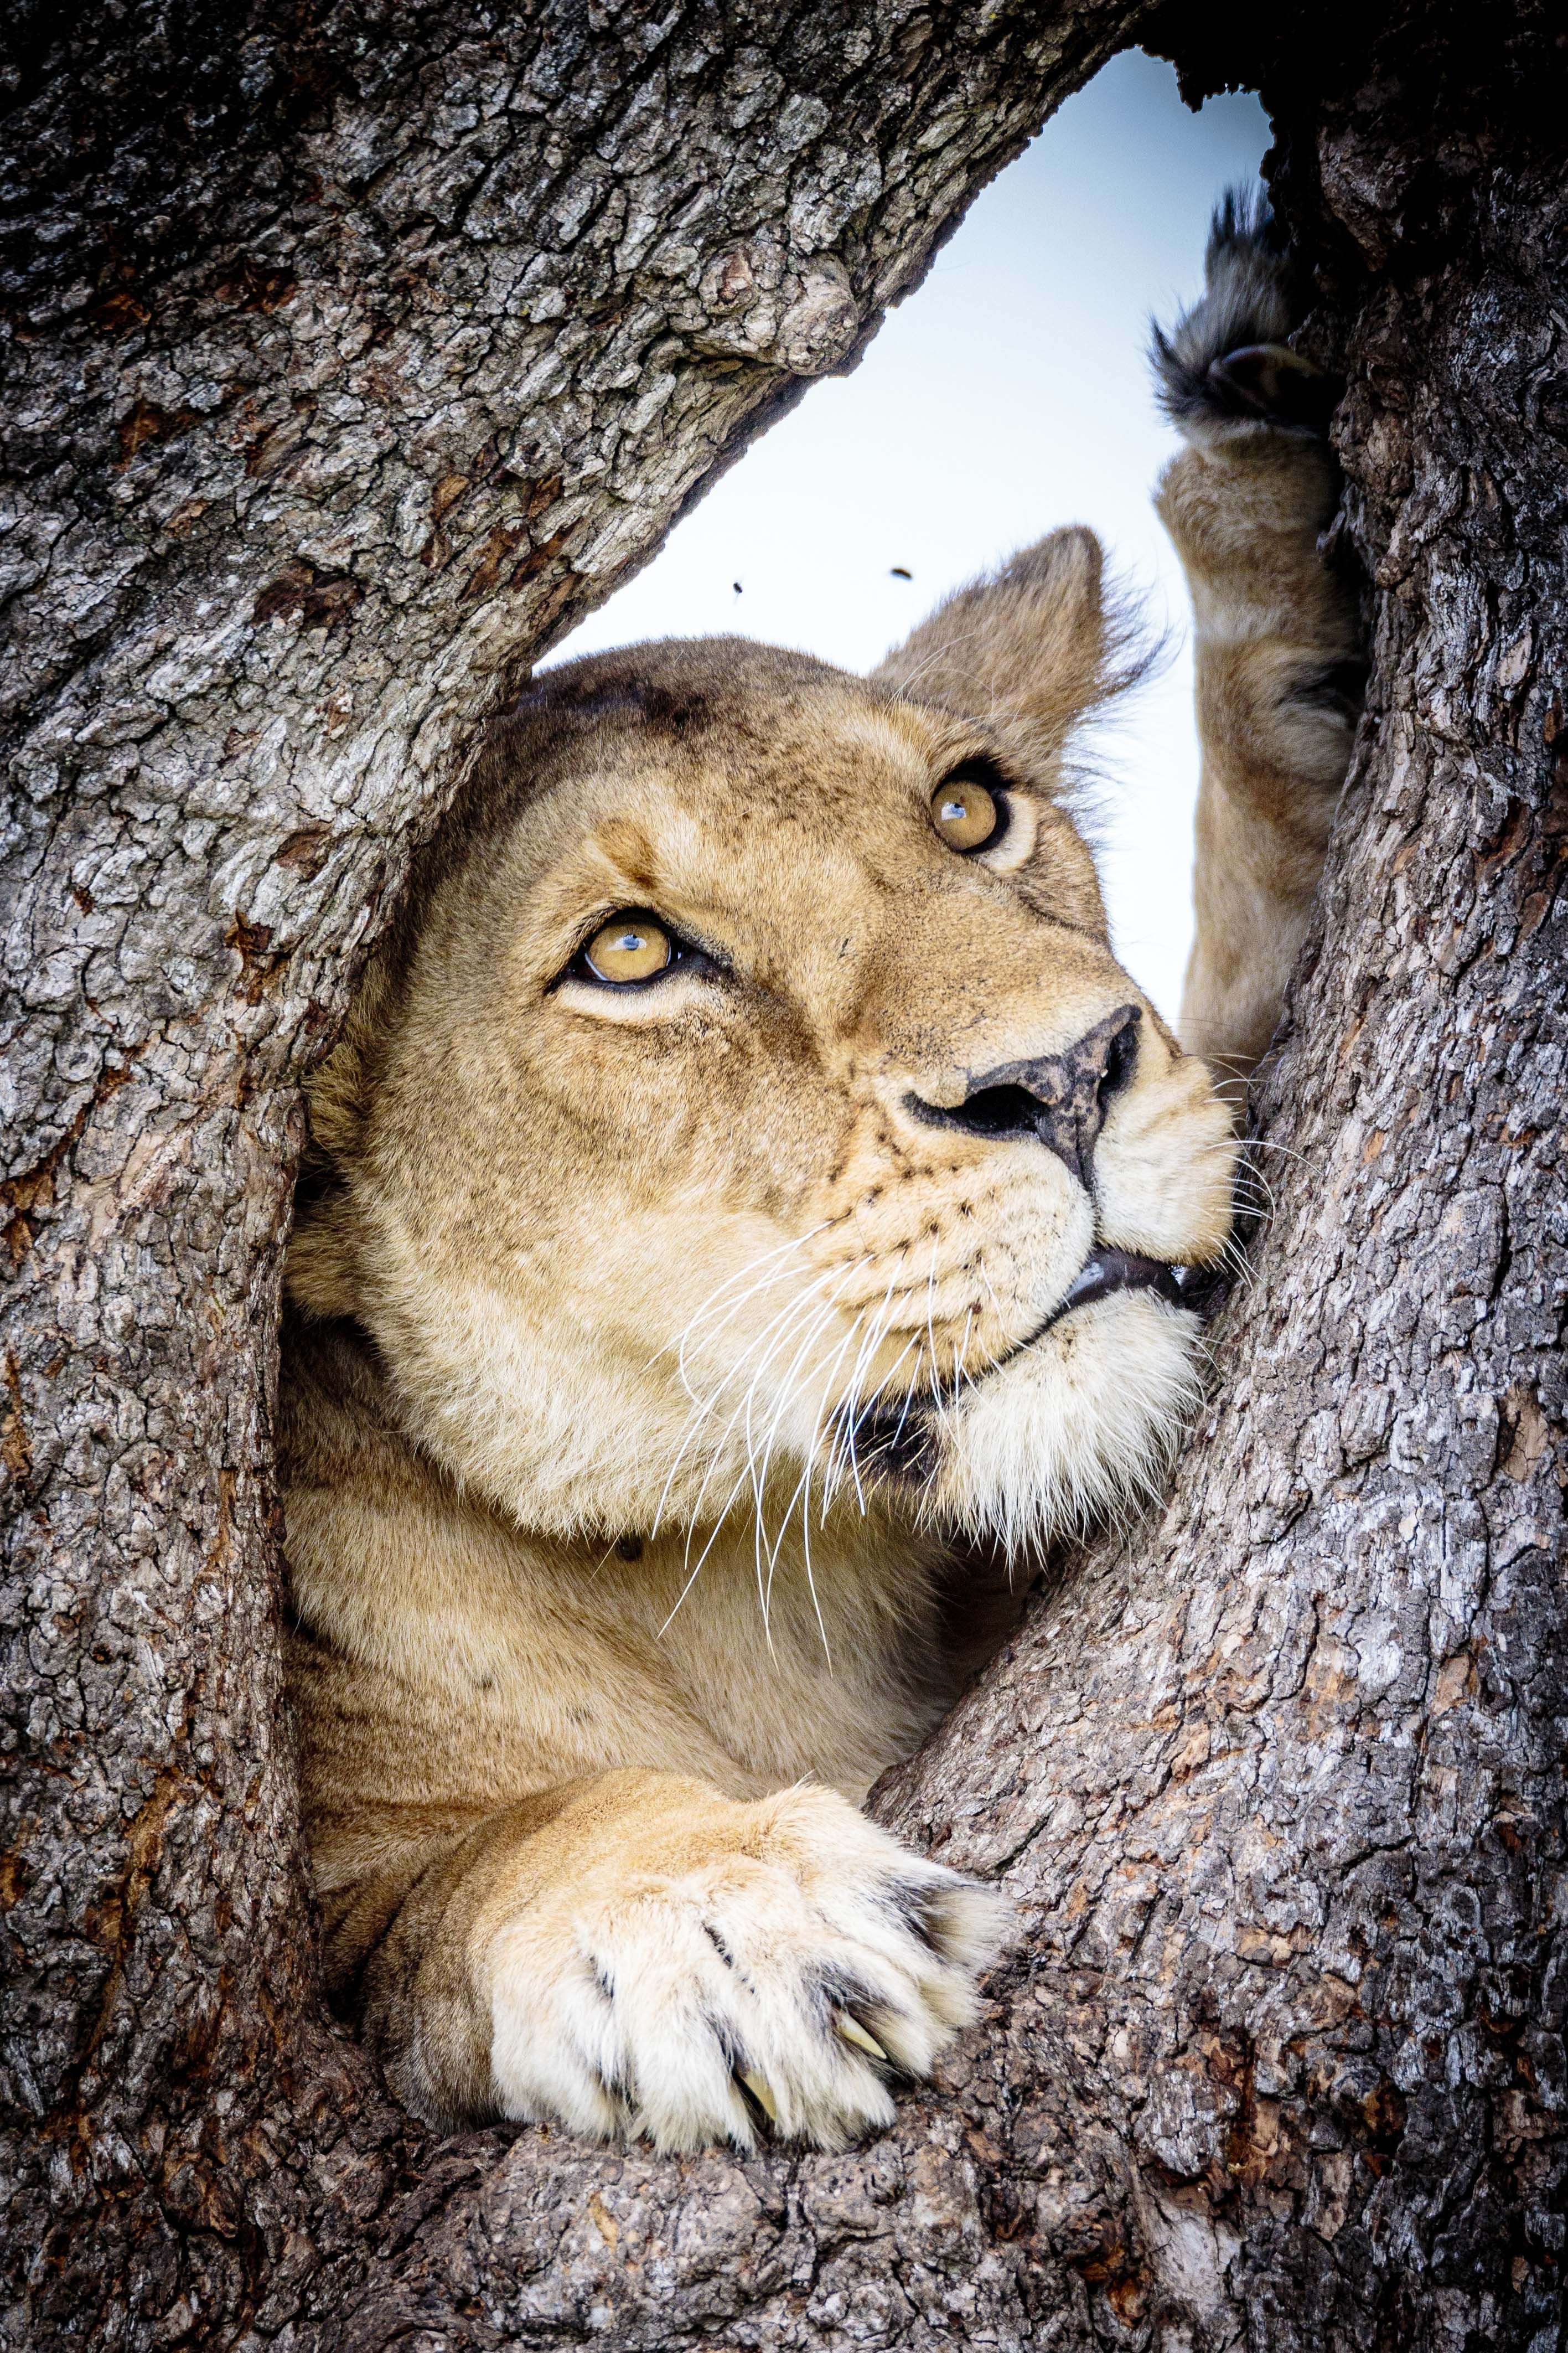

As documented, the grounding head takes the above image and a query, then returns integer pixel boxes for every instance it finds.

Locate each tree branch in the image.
[4,3,1562,2347]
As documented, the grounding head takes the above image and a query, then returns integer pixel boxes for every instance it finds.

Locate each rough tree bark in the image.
[1,1,1561,2348]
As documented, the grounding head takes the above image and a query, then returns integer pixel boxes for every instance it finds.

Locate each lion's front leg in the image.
[350,1770,1008,2151]
[1153,191,1365,1095]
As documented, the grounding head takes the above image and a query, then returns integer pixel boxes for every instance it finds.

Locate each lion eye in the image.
[582,914,673,984]
[930,766,1006,854]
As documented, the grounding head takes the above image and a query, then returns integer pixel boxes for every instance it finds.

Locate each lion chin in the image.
[896,1286,1207,1557]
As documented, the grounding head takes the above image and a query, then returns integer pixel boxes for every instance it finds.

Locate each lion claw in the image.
[738,2067,778,2123]
[835,2010,889,2064]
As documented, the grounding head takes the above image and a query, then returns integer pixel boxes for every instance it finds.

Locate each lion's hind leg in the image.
[1153,189,1364,1096]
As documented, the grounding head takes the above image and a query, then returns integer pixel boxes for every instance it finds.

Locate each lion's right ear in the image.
[869,527,1138,783]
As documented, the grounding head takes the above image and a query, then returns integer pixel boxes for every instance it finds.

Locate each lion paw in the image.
[1151,184,1339,443]
[484,1776,1010,2152]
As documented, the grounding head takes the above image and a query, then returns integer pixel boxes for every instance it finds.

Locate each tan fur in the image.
[280,204,1358,2153]
[1150,189,1363,1091]
[1158,431,1359,1086]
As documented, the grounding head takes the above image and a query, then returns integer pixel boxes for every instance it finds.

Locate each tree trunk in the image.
[2,1,1561,2347]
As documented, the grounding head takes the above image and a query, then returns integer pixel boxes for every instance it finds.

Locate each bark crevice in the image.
[3,2,1564,2347]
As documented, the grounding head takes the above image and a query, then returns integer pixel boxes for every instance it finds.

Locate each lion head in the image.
[289,528,1235,1564]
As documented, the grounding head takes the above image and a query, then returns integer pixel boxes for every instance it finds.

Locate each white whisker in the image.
[666,1224,829,1391]
[745,1271,867,1634]
[923,1234,943,1415]
[824,1266,901,1514]
[648,1258,847,1537]
[760,1301,871,1640]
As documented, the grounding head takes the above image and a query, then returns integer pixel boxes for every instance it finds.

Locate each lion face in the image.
[293,540,1236,1560]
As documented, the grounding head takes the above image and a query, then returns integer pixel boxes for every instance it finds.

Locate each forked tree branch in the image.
[2,3,1562,2348]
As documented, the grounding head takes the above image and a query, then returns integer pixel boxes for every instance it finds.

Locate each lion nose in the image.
[905,1005,1142,1188]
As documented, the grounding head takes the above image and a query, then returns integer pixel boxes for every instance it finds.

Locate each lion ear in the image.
[868,527,1139,782]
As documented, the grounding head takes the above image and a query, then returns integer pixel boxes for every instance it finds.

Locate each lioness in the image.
[282,197,1360,2149]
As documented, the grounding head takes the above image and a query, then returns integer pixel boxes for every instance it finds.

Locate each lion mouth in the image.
[1029,1246,1190,1337]
[980,1246,1210,1370]
[843,1249,1219,1487]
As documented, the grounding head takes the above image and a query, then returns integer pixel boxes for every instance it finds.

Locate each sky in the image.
[548,51,1270,1021]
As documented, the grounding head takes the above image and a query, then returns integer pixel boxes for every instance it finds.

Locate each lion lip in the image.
[974,1249,1208,1381]
[1033,1247,1189,1337]
[845,1252,1215,1486]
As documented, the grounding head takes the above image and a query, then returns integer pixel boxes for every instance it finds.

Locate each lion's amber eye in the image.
[582,914,672,984]
[930,771,1004,853]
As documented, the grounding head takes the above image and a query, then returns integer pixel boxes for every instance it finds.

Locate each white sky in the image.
[550,52,1269,1021]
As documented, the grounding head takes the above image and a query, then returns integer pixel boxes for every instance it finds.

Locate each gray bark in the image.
[2,2,1562,2349]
